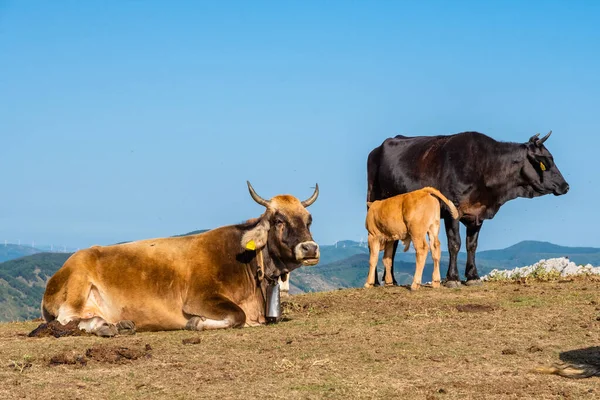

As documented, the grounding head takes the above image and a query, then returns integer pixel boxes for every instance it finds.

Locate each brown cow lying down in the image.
[37,182,319,337]
[364,187,458,290]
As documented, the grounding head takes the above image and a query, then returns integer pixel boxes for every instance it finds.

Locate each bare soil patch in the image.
[1,278,600,399]
[48,343,152,367]
[28,320,89,338]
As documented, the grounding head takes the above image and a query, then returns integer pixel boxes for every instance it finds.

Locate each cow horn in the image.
[301,184,319,208]
[528,133,540,143]
[538,130,552,145]
[246,181,270,207]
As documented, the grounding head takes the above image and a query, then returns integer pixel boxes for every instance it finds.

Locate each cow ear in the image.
[241,218,270,251]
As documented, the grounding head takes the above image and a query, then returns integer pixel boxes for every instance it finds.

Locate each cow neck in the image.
[254,246,275,316]
[254,245,277,285]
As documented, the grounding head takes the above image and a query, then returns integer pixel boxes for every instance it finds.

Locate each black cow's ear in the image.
[241,218,270,251]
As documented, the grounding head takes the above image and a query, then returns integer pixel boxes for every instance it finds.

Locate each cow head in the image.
[241,182,320,278]
[522,131,570,196]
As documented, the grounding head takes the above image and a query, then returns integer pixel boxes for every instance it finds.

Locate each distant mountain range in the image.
[0,244,45,263]
[0,237,599,321]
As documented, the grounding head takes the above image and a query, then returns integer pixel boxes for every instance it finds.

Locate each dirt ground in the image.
[1,278,599,399]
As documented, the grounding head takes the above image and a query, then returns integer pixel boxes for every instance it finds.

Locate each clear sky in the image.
[0,1,598,251]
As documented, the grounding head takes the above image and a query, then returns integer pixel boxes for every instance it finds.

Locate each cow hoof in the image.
[364,283,375,288]
[432,281,441,289]
[280,291,291,298]
[96,324,118,337]
[116,320,136,335]
[465,279,483,287]
[384,282,395,287]
[186,316,205,331]
[444,280,462,289]
[410,283,421,291]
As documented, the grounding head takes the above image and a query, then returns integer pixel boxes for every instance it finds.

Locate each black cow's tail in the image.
[366,145,383,206]
[422,187,459,219]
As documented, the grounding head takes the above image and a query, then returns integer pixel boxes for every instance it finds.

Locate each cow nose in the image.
[563,184,570,193]
[295,241,320,263]
[301,242,318,256]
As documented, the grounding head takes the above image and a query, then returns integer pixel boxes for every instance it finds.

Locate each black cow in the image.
[367,131,569,287]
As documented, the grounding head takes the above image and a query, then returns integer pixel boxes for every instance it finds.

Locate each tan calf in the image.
[364,187,459,290]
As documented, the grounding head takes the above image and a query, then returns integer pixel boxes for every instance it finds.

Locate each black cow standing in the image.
[367,131,569,287]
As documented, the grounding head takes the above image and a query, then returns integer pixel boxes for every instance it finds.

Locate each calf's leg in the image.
[381,240,399,286]
[428,221,442,289]
[365,235,381,288]
[411,236,429,291]
[382,242,396,286]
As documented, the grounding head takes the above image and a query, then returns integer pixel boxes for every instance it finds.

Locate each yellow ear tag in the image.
[540,162,546,171]
[245,240,256,251]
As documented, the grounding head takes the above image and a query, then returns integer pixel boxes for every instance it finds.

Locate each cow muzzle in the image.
[294,241,320,266]
[553,182,570,196]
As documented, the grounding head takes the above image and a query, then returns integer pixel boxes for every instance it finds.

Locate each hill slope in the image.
[0,279,598,399]
[2,239,600,321]
[0,244,43,263]
[0,253,72,321]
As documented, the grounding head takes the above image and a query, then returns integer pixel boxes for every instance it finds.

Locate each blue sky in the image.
[0,1,598,251]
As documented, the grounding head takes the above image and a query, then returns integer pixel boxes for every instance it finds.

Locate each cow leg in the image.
[184,295,246,331]
[465,223,483,285]
[428,221,442,289]
[411,236,429,291]
[382,241,398,286]
[77,317,118,337]
[365,235,381,288]
[381,240,399,286]
[443,214,462,287]
[279,273,291,297]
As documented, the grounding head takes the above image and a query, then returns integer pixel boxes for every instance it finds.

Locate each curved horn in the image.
[528,133,540,143]
[246,181,270,207]
[301,184,319,208]
[538,130,552,145]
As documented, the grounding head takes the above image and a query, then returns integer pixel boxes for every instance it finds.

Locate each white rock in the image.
[482,257,600,281]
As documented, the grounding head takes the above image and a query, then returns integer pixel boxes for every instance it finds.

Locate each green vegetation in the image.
[0,253,72,321]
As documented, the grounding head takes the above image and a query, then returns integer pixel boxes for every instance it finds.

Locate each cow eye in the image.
[539,161,546,171]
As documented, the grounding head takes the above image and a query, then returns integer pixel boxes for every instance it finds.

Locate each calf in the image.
[364,187,458,290]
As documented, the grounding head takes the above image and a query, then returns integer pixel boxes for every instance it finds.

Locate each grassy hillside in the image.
[0,253,72,321]
[1,279,598,399]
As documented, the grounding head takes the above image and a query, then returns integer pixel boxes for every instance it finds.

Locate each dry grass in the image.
[1,278,600,399]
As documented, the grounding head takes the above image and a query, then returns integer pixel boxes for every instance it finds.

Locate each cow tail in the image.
[366,146,383,205]
[423,187,459,219]
[533,363,600,379]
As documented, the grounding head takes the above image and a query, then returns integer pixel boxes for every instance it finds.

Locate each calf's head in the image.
[241,181,320,277]
[522,131,570,196]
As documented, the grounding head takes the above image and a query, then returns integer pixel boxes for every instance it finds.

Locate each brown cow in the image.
[364,187,458,290]
[39,182,319,336]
